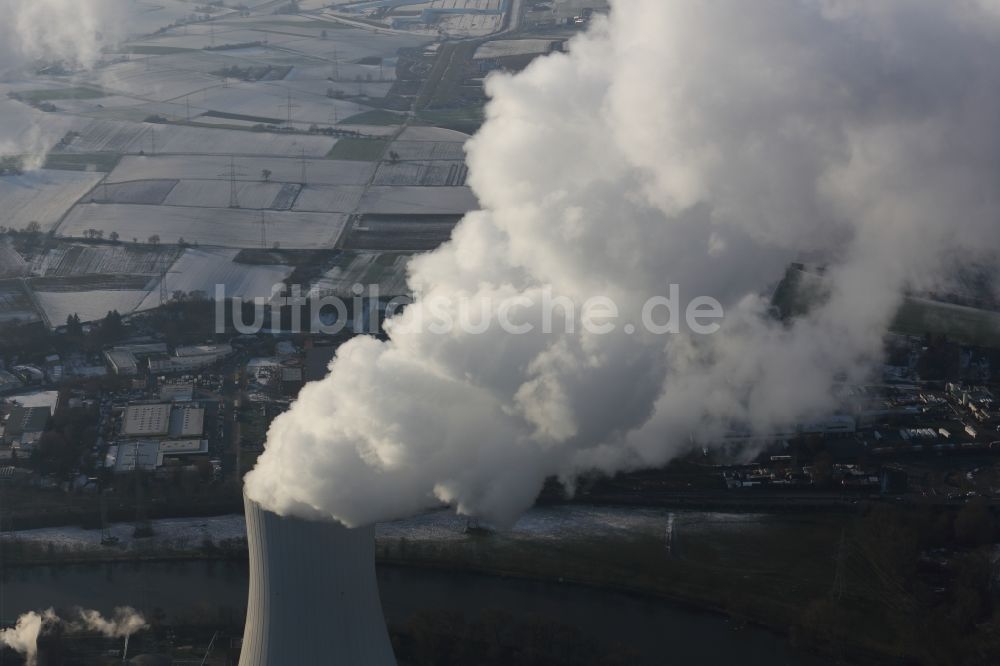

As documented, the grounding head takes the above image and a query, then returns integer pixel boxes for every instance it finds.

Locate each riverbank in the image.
[0,507,886,664]
[4,505,995,664]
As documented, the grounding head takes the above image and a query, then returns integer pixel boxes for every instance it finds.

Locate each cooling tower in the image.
[239,495,396,666]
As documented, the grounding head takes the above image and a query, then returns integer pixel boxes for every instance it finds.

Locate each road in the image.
[502,0,526,35]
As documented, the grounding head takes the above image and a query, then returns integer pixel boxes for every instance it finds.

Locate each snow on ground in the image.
[96,180,179,205]
[127,27,292,51]
[34,289,151,325]
[61,119,149,153]
[373,160,468,186]
[281,77,394,100]
[310,250,412,297]
[291,185,365,213]
[197,82,370,126]
[31,243,181,277]
[136,247,293,310]
[0,98,83,161]
[474,38,558,60]
[0,170,103,233]
[358,186,479,215]
[438,11,503,38]
[107,155,376,186]
[123,125,337,157]
[163,180,286,209]
[0,240,28,277]
[97,60,221,102]
[6,505,699,553]
[8,515,249,554]
[0,280,41,325]
[59,203,349,249]
[255,17,429,56]
[114,0,231,38]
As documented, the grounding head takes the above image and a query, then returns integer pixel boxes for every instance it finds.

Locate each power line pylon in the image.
[217,155,246,208]
[284,92,300,130]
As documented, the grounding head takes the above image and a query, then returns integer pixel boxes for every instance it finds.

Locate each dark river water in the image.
[0,560,825,665]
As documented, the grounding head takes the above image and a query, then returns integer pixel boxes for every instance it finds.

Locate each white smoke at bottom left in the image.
[0,606,147,665]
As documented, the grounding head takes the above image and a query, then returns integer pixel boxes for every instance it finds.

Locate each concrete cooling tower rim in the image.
[239,495,397,666]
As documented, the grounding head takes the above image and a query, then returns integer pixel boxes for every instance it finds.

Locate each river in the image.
[0,560,824,665]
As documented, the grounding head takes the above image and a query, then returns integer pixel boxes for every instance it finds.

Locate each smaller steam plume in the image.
[0,607,147,665]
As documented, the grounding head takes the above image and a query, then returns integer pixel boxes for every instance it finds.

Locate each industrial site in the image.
[4,1,1000,665]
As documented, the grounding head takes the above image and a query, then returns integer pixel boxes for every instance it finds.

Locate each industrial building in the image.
[121,404,204,439]
[239,496,396,666]
[107,439,209,473]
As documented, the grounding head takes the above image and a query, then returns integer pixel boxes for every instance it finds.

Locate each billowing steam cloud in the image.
[0,0,121,168]
[0,607,146,665]
[0,611,49,666]
[0,0,116,70]
[246,0,1000,527]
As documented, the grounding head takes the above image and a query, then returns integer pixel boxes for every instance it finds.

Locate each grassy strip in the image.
[417,106,485,133]
[341,109,406,126]
[14,87,107,102]
[201,110,285,125]
[43,152,121,172]
[327,137,389,161]
[120,45,196,55]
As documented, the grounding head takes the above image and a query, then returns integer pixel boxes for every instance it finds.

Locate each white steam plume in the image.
[0,607,146,665]
[72,606,149,639]
[0,610,52,666]
[246,0,1000,527]
[0,0,117,71]
[0,0,122,169]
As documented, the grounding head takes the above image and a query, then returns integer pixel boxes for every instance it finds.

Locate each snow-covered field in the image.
[474,38,558,60]
[136,247,293,310]
[197,82,369,126]
[107,155,376,186]
[358,186,479,214]
[387,140,468,161]
[0,280,40,324]
[125,124,337,157]
[61,120,149,153]
[291,184,365,213]
[114,0,234,38]
[163,180,287,209]
[34,289,151,325]
[0,241,28,277]
[311,250,412,297]
[281,77,395,100]
[396,126,470,143]
[374,160,468,186]
[97,180,179,205]
[31,243,181,277]
[0,170,103,233]
[59,203,349,249]
[98,61,221,102]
